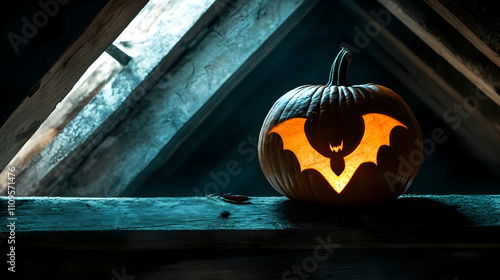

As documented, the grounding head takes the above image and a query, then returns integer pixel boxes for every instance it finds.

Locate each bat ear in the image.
[305,108,365,157]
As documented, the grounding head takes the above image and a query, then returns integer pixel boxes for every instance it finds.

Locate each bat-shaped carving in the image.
[268,113,407,193]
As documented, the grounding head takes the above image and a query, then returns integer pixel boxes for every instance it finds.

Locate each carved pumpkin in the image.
[258,48,422,207]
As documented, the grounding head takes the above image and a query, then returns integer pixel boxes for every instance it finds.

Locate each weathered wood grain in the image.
[2,195,499,233]
[0,0,215,195]
[424,0,500,67]
[2,195,499,279]
[9,0,222,196]
[377,0,500,107]
[0,53,122,194]
[0,0,148,172]
[19,0,318,197]
[341,0,500,169]
[435,0,500,58]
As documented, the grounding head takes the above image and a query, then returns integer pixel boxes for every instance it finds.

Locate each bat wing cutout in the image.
[267,113,407,194]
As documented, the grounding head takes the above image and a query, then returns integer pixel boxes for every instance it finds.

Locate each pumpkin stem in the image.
[326,48,352,87]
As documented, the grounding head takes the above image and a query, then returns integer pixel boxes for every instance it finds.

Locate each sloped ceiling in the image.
[1,0,498,197]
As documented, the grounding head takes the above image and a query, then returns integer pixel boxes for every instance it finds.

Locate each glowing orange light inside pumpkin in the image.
[268,113,407,193]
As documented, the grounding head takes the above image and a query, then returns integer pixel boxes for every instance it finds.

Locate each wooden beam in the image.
[424,0,500,68]
[377,0,500,107]
[0,0,214,195]
[340,0,500,169]
[2,195,499,279]
[0,0,148,172]
[4,195,499,232]
[0,53,122,192]
[0,1,108,126]
[12,0,318,197]
[105,0,318,197]
[2,0,222,196]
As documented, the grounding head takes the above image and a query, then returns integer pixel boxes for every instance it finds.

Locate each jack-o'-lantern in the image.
[258,48,422,207]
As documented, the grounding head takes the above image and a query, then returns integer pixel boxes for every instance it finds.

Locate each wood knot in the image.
[220,211,230,218]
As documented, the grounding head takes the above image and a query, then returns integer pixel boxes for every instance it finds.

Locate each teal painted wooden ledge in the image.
[1,195,499,279]
[1,195,499,232]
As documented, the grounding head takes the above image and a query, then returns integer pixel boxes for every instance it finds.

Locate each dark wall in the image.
[0,0,109,127]
[137,1,500,197]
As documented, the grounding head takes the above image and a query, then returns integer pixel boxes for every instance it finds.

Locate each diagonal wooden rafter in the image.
[8,0,318,196]
[423,0,500,68]
[0,0,148,172]
[377,0,500,107]
[0,0,223,195]
[0,53,122,191]
[340,0,500,169]
[0,0,217,193]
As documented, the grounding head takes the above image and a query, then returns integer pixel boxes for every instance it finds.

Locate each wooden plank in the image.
[424,0,500,67]
[1,195,498,232]
[0,0,213,195]
[0,53,122,194]
[340,0,500,169]
[16,0,318,197]
[377,0,500,107]
[434,0,500,59]
[2,195,499,279]
[0,1,108,127]
[10,246,500,279]
[94,0,319,197]
[6,0,222,196]
[0,0,148,172]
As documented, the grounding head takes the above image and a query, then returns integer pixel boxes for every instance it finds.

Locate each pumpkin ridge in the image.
[270,136,291,197]
[353,85,369,106]
[304,86,321,118]
[294,86,320,119]
[365,85,377,104]
[279,86,308,123]
[318,86,330,153]
[338,86,346,149]
[308,169,324,205]
[341,86,354,111]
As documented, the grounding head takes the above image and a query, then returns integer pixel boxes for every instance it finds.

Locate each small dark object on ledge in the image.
[220,210,230,218]
[222,193,251,203]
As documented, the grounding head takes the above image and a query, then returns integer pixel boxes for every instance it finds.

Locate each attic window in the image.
[1,0,315,196]
[0,0,220,194]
